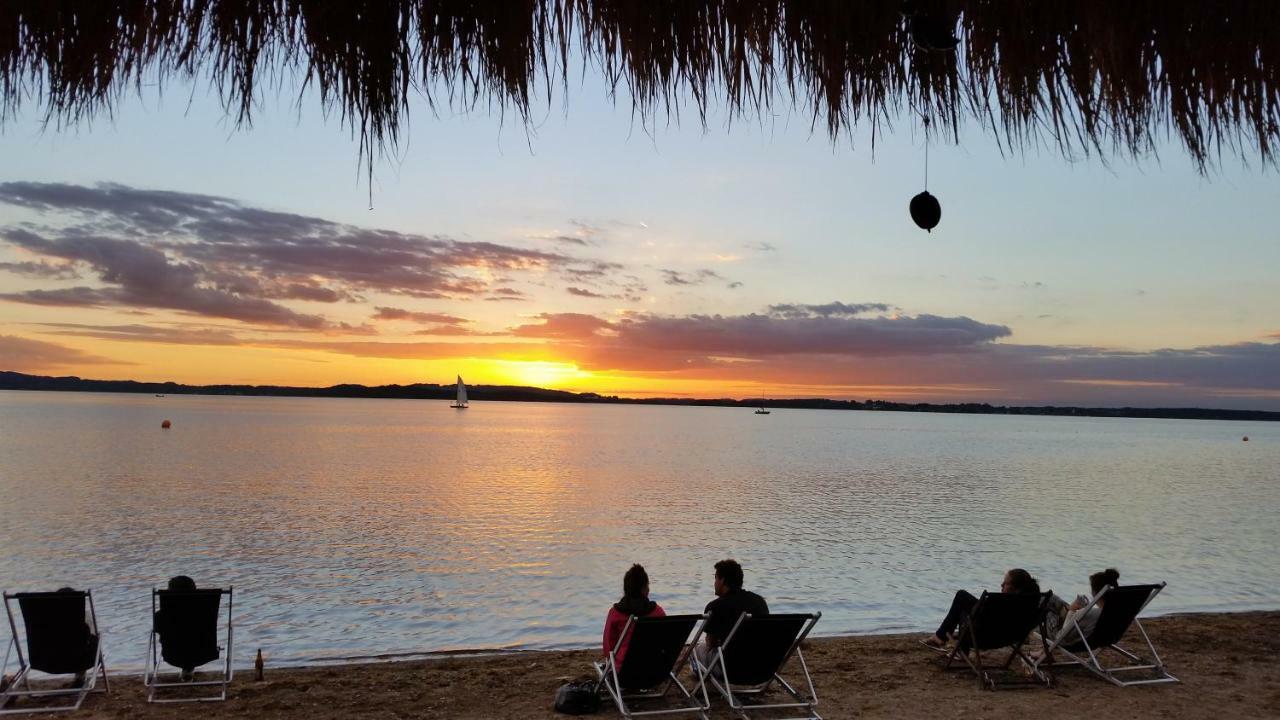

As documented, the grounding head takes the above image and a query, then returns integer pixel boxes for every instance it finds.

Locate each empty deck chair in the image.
[1032,583,1177,687]
[1,590,109,715]
[691,612,821,720]
[942,591,1052,690]
[143,587,233,702]
[594,614,709,719]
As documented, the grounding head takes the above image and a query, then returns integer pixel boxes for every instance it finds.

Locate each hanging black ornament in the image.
[910,114,941,232]
[910,191,941,232]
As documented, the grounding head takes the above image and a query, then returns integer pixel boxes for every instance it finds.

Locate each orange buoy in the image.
[161,419,171,429]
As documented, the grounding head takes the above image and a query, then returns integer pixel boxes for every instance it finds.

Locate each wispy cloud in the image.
[0,260,81,279]
[0,182,626,327]
[260,338,557,362]
[766,302,895,319]
[530,218,613,247]
[485,287,529,302]
[370,306,484,335]
[410,326,502,336]
[543,235,590,246]
[505,309,1012,374]
[0,227,334,328]
[0,287,113,307]
[372,307,469,326]
[35,323,245,346]
[0,334,125,370]
[658,268,739,289]
[510,313,614,339]
[569,219,606,241]
[566,286,611,299]
[561,261,625,282]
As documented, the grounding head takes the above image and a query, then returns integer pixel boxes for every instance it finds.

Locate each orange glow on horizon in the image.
[8,333,1276,407]
[10,311,1270,407]
[2,333,979,401]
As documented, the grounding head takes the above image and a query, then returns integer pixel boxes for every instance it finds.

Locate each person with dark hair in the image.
[54,587,96,688]
[602,564,666,665]
[924,568,1041,648]
[1059,568,1120,644]
[154,575,200,681]
[702,559,769,649]
[166,576,197,593]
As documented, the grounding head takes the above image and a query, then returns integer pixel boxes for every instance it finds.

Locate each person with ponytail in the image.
[602,564,666,665]
[925,568,1041,648]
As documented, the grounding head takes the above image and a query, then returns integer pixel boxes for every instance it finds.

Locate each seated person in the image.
[694,559,768,669]
[925,568,1040,648]
[603,564,666,666]
[153,575,207,681]
[1058,568,1120,645]
[54,587,97,688]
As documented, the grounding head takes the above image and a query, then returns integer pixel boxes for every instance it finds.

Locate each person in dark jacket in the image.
[54,587,97,688]
[153,576,200,681]
[693,559,768,671]
[702,559,768,647]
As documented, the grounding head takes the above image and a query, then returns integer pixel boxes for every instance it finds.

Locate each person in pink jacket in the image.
[602,564,666,666]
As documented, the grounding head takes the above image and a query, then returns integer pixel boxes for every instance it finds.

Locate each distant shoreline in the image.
[2,370,1277,421]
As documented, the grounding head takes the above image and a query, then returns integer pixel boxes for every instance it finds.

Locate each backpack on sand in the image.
[554,679,600,715]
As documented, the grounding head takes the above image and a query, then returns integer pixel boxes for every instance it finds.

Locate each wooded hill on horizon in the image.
[3,371,1277,422]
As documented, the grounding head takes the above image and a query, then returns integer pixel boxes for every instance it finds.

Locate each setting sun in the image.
[495,360,591,388]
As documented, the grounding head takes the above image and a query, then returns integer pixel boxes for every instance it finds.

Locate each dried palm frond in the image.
[1,1,1276,173]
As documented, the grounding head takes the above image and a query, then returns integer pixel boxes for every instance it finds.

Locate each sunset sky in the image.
[1,70,1278,409]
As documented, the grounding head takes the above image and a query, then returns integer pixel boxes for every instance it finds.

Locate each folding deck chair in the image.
[594,613,709,719]
[1032,582,1177,687]
[143,586,234,702]
[691,612,821,720]
[941,591,1052,690]
[1,590,109,715]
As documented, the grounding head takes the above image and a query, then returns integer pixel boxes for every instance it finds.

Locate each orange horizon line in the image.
[4,368,1009,404]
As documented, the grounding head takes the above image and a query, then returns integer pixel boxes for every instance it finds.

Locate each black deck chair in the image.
[143,587,234,703]
[942,591,1051,690]
[594,614,709,719]
[1032,583,1177,687]
[691,612,821,720]
[1,590,109,715]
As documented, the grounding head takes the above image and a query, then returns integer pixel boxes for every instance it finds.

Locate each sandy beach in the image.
[8,610,1273,719]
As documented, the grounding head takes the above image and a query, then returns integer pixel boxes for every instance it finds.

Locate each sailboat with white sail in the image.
[450,375,469,409]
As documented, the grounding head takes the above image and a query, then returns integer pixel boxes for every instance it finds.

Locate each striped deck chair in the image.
[1,590,109,715]
[594,614,709,719]
[1033,583,1177,687]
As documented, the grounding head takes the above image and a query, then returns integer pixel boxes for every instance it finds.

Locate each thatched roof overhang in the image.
[2,1,1277,171]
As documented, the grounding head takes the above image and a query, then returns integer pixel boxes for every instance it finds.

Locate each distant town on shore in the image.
[2,370,1277,422]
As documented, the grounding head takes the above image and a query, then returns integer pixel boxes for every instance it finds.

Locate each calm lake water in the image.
[1,390,1277,669]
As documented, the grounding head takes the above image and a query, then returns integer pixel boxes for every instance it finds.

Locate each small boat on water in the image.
[450,375,469,409]
[754,405,770,415]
